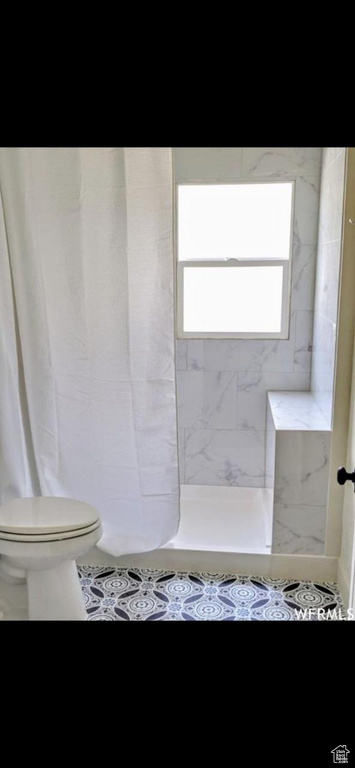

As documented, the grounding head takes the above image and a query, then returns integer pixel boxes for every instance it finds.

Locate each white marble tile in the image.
[173,148,242,182]
[237,372,268,431]
[322,147,345,172]
[176,371,237,429]
[311,386,333,429]
[272,504,326,555]
[266,400,274,433]
[309,148,344,428]
[291,244,317,311]
[263,371,311,392]
[293,176,321,246]
[265,407,275,491]
[242,148,322,178]
[187,341,206,371]
[311,313,337,425]
[185,429,265,487]
[294,310,313,372]
[176,340,187,371]
[187,326,296,373]
[178,429,185,484]
[268,392,330,431]
[312,313,336,388]
[273,430,331,506]
[318,150,346,244]
[314,240,341,325]
[237,371,310,431]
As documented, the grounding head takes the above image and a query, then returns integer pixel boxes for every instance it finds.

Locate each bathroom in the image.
[0,146,354,621]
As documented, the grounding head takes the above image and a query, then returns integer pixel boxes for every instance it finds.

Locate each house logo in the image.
[331,746,350,764]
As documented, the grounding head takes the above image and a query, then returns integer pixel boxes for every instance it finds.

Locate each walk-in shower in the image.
[168,147,345,572]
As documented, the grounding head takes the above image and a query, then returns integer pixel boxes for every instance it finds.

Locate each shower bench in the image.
[266,392,331,556]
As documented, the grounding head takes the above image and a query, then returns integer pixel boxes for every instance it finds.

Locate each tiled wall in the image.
[174,148,322,486]
[266,393,330,555]
[272,429,329,555]
[311,148,346,425]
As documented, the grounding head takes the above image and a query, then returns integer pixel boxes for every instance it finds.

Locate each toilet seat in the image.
[0,520,101,543]
[0,496,100,541]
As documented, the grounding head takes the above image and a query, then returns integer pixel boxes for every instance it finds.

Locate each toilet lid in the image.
[0,497,100,535]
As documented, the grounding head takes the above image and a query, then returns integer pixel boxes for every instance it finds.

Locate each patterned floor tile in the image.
[78,567,345,621]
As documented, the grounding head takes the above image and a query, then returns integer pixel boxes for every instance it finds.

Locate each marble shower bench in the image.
[266,392,331,556]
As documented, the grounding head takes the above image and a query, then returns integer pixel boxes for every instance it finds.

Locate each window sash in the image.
[177,260,291,339]
[176,180,295,264]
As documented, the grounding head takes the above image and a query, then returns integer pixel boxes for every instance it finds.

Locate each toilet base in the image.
[27,560,87,621]
[0,558,26,583]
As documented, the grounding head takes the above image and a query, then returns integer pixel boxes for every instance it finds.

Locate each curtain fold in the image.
[0,147,179,556]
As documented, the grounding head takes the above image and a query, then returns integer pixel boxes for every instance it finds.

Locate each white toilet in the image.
[0,497,102,621]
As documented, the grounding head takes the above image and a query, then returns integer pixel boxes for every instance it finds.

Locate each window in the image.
[176,181,294,338]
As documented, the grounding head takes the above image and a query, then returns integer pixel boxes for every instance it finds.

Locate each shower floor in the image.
[163,485,273,555]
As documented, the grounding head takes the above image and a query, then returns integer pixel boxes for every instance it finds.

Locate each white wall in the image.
[174,148,322,487]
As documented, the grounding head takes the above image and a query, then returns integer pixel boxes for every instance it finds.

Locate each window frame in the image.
[175,179,295,340]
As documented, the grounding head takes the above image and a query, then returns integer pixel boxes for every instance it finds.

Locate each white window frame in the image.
[175,180,295,340]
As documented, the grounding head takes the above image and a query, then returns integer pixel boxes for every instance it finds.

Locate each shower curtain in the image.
[0,147,179,556]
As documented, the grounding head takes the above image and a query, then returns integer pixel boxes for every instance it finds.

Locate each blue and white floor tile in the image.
[78,566,344,621]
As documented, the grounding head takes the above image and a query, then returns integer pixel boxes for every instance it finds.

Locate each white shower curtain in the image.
[0,147,179,555]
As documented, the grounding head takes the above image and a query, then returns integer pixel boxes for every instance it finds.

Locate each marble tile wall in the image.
[272,429,330,555]
[311,148,346,425]
[174,147,322,486]
[267,393,330,555]
[272,501,327,556]
[265,401,275,492]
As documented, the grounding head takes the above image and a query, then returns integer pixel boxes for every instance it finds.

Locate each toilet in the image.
[0,497,102,621]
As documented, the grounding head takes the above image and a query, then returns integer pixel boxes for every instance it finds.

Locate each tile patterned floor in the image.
[78,566,344,621]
